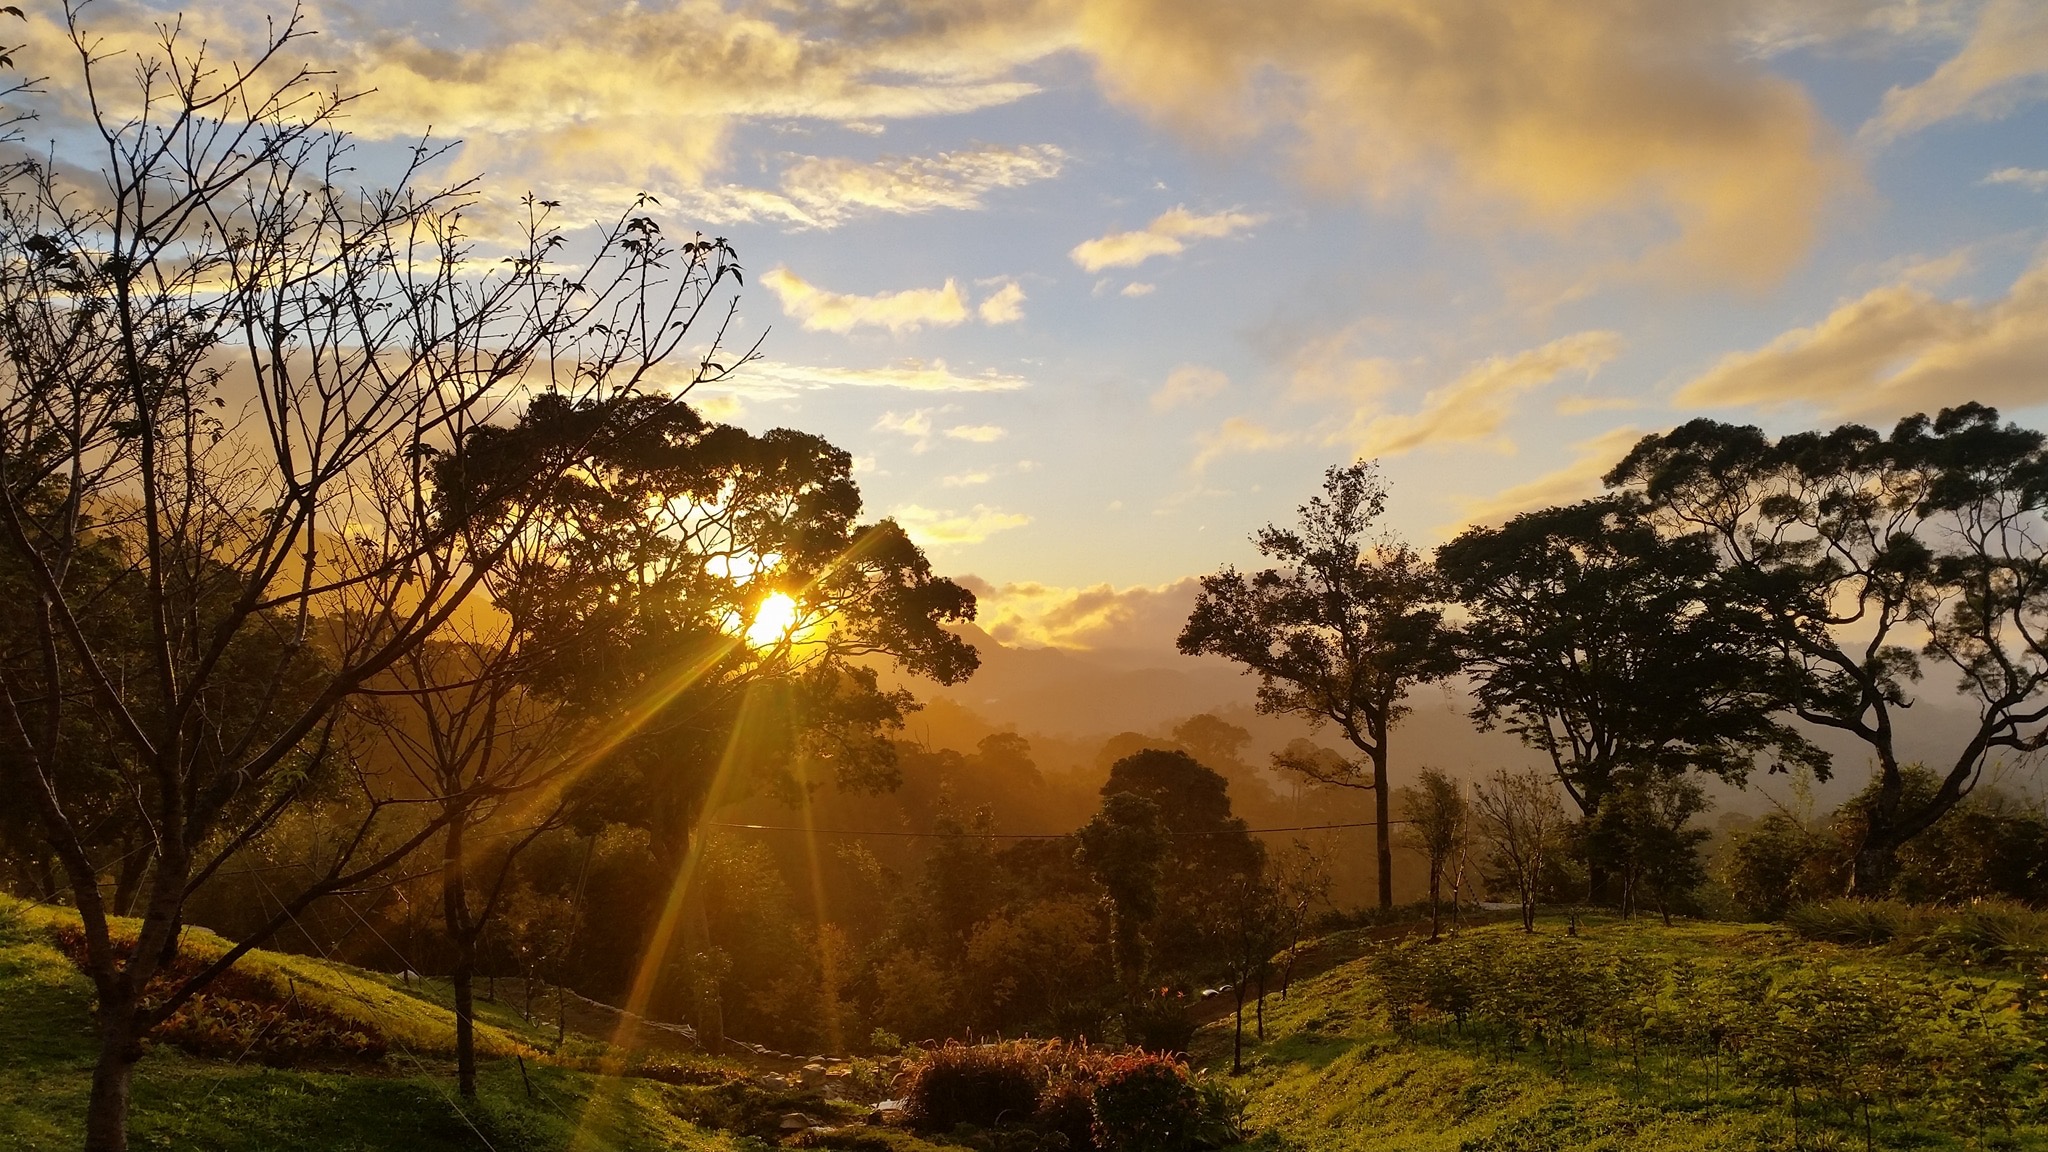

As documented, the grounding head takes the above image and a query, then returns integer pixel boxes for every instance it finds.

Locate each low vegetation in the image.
[1200,913,2048,1152]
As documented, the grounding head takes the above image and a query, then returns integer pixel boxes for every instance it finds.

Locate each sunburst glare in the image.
[745,591,800,648]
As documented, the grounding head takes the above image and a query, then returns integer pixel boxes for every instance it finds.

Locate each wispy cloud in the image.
[876,409,937,452]
[1074,0,1841,286]
[1676,252,2048,416]
[1861,0,2048,144]
[1070,207,1265,272]
[747,360,1027,393]
[1445,426,1645,534]
[684,144,1068,229]
[891,505,1032,547]
[763,268,969,334]
[1151,365,1229,412]
[1329,332,1623,459]
[1986,167,2048,190]
[1191,416,1294,472]
[946,424,1008,443]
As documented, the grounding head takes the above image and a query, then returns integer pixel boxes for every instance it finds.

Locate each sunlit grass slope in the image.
[1198,915,2048,1152]
[0,895,754,1152]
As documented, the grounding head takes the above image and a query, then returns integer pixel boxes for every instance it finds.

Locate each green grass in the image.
[0,895,770,1151]
[1195,915,2048,1152]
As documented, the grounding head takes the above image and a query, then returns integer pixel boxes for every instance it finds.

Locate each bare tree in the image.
[1472,768,1566,932]
[0,10,750,1147]
[1215,865,1278,1075]
[1270,838,1331,1000]
[365,618,577,1098]
[1397,767,1467,940]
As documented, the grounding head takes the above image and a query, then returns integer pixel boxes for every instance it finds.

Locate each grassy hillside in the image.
[1195,914,2048,1152]
[17,890,2048,1152]
[0,895,800,1152]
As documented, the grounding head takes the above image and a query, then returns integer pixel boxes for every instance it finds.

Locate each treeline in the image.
[1180,407,2048,927]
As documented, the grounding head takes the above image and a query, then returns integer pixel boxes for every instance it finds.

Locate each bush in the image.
[902,1041,1050,1132]
[1036,1072,1101,1152]
[1125,990,1196,1054]
[1720,812,1846,920]
[1187,1073,1250,1147]
[898,1040,1240,1150]
[1089,1052,1203,1152]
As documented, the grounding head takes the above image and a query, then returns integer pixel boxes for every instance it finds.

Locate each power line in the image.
[703,819,1406,840]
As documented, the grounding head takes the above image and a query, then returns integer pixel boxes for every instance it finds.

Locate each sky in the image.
[28,0,2048,655]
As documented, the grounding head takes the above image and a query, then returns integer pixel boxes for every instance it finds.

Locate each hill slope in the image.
[1196,915,2048,1152]
[0,896,780,1152]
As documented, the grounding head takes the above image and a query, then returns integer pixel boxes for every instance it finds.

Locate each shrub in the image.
[1720,811,1846,920]
[1125,990,1196,1054]
[902,1040,1049,1132]
[1089,1052,1203,1152]
[1036,1072,1101,1152]
[1187,1073,1250,1147]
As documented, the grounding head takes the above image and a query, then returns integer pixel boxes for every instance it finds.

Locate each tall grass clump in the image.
[1785,900,1912,947]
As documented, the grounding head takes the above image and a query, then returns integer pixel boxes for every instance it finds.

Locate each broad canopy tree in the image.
[1180,462,1456,908]
[1609,404,2048,894]
[479,391,979,1046]
[1434,497,1824,895]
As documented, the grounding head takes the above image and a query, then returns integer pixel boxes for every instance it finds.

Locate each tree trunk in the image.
[1232,985,1245,1074]
[1851,839,1897,898]
[85,1011,143,1152]
[1371,746,1393,910]
[1255,966,1266,1041]
[452,960,477,1098]
[441,812,478,1098]
[1427,865,1441,941]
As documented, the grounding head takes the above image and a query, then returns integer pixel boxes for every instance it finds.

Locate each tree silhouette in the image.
[0,12,751,1145]
[1435,497,1822,899]
[1610,404,2048,893]
[494,391,978,1047]
[1180,462,1456,908]
[1075,791,1169,992]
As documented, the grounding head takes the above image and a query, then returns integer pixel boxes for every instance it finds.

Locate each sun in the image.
[745,592,800,648]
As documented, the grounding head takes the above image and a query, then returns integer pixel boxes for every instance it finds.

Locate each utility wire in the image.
[704,819,1409,840]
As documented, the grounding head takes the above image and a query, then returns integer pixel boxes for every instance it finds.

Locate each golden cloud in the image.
[1070,0,1842,286]
[946,424,1009,443]
[1330,332,1623,460]
[876,409,938,452]
[958,575,1204,650]
[891,505,1033,548]
[977,281,1028,324]
[1190,416,1294,473]
[35,1,1843,287]
[1070,207,1265,272]
[747,359,1027,393]
[1151,365,1229,412]
[762,268,970,334]
[1862,0,2048,143]
[1675,253,2048,415]
[1444,425,1645,533]
[684,144,1068,229]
